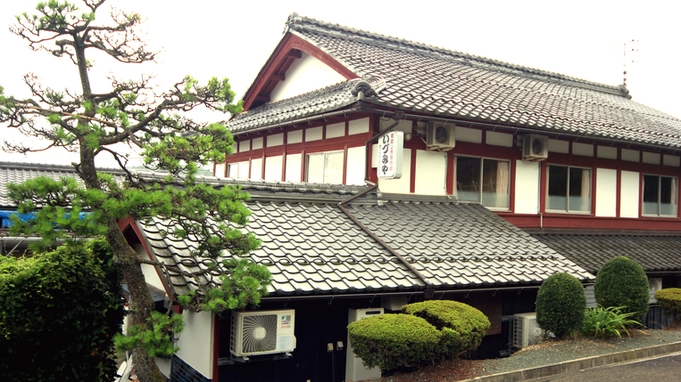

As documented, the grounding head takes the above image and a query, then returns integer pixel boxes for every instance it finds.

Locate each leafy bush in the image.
[0,241,124,382]
[594,256,649,324]
[581,306,639,338]
[401,300,490,357]
[655,288,681,321]
[347,314,441,371]
[535,272,586,338]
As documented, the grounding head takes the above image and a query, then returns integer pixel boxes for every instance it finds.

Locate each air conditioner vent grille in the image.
[241,313,278,354]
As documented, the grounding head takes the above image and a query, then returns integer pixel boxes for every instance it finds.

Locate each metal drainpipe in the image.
[337,112,433,290]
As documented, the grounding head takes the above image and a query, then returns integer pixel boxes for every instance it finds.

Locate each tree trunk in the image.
[79,148,165,382]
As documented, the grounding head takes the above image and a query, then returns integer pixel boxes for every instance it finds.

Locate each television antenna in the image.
[623,39,638,86]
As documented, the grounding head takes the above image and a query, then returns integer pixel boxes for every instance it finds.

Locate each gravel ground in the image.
[371,327,681,382]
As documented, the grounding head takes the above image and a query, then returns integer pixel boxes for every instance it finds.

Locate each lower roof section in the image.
[527,229,681,275]
[134,182,594,298]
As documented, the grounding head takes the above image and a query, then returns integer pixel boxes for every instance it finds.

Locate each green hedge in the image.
[594,256,649,324]
[536,272,586,338]
[0,241,124,382]
[655,288,681,321]
[402,300,490,357]
[347,314,441,371]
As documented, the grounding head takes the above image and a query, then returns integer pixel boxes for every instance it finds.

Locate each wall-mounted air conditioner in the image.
[231,309,296,357]
[426,122,456,151]
[512,312,545,348]
[522,134,549,161]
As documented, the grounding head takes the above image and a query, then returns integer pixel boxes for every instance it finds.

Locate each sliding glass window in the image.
[547,165,591,213]
[456,157,510,209]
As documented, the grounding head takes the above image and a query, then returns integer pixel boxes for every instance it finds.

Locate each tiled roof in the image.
[0,162,81,208]
[228,77,383,133]
[348,199,593,288]
[229,14,681,149]
[136,189,593,298]
[530,231,681,274]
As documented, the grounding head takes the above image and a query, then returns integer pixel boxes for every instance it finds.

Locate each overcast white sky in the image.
[1,0,680,166]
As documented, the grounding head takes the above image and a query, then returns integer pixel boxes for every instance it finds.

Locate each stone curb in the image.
[461,341,681,382]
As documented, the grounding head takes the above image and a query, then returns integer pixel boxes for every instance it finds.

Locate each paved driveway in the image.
[525,352,681,381]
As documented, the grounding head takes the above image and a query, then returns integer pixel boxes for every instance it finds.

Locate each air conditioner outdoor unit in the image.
[513,312,545,348]
[231,309,296,357]
[426,122,456,151]
[522,134,549,161]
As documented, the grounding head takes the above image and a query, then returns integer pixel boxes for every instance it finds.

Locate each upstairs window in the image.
[306,151,344,184]
[227,161,249,179]
[643,175,678,217]
[456,157,510,209]
[547,165,591,213]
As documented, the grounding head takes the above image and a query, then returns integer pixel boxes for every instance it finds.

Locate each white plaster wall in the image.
[664,155,681,167]
[378,149,411,193]
[414,150,446,195]
[572,142,594,157]
[285,153,302,182]
[514,160,540,214]
[305,126,323,141]
[622,149,639,162]
[326,122,345,138]
[454,126,482,143]
[175,311,214,380]
[252,138,263,150]
[214,162,226,178]
[380,119,412,134]
[238,140,250,152]
[595,168,617,217]
[642,152,660,165]
[620,170,640,218]
[269,52,346,102]
[486,131,513,147]
[346,146,366,185]
[264,155,283,181]
[597,146,617,160]
[135,244,165,292]
[548,139,569,153]
[267,133,284,147]
[156,358,171,378]
[287,130,303,144]
[348,118,370,135]
[250,158,263,180]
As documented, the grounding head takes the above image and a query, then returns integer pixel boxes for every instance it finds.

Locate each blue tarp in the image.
[0,210,87,229]
[0,210,36,229]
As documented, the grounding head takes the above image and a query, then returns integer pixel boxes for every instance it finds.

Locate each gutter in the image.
[336,111,433,290]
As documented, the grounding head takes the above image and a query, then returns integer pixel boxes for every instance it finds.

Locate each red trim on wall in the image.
[410,148,417,193]
[446,151,455,195]
[343,145,348,185]
[499,213,681,230]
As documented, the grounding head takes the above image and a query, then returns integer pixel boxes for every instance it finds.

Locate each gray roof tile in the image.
[530,231,681,274]
[230,14,681,149]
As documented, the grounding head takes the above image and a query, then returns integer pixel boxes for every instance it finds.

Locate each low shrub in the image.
[655,288,681,321]
[401,300,490,357]
[594,256,649,324]
[347,314,441,371]
[535,272,586,338]
[580,306,639,338]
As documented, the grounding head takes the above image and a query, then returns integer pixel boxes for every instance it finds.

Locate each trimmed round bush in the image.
[401,300,490,357]
[535,272,586,338]
[594,256,649,324]
[347,314,441,371]
[655,288,681,321]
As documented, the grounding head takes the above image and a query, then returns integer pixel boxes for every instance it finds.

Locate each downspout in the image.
[337,111,432,290]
